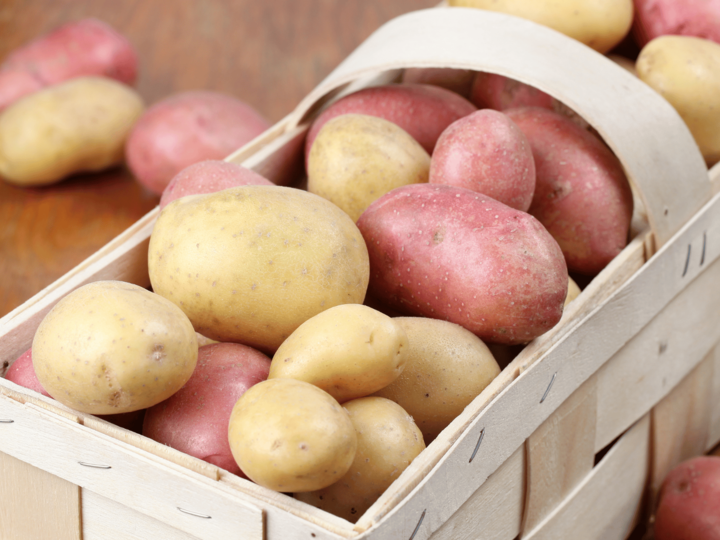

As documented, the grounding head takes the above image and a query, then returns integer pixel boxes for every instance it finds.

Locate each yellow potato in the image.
[148,185,370,353]
[295,396,425,522]
[448,0,633,54]
[228,378,357,492]
[269,304,408,403]
[0,76,144,186]
[636,35,720,165]
[307,114,430,222]
[32,281,198,415]
[373,317,500,442]
[565,276,582,306]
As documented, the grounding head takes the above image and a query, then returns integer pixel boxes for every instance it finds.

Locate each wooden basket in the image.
[2,7,720,540]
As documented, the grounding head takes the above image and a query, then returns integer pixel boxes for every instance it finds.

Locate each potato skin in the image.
[448,0,633,53]
[308,114,430,222]
[506,107,633,276]
[5,348,51,398]
[0,18,137,112]
[148,185,370,352]
[633,0,720,47]
[373,317,500,442]
[304,83,476,163]
[429,109,536,211]
[295,396,425,521]
[143,342,271,476]
[228,378,357,492]
[0,76,144,187]
[270,304,408,403]
[159,160,273,209]
[357,184,568,345]
[32,281,198,415]
[654,456,720,540]
[637,35,720,165]
[126,91,270,194]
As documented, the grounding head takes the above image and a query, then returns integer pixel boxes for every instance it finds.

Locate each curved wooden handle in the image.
[287,7,710,249]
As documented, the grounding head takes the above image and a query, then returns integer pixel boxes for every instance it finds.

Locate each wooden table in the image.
[0,0,437,318]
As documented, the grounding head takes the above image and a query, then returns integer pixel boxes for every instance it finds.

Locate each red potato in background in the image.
[429,109,536,211]
[304,83,477,164]
[0,18,138,112]
[654,455,720,540]
[159,160,274,209]
[357,183,568,345]
[506,107,633,276]
[126,91,271,195]
[142,342,271,476]
[633,0,720,47]
[401,67,475,98]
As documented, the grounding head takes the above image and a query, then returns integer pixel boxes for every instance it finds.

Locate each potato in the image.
[32,280,198,415]
[159,160,274,209]
[228,378,357,492]
[5,348,51,398]
[148,185,370,353]
[295,396,425,521]
[125,91,270,194]
[0,18,137,112]
[357,184,569,345]
[429,109,536,211]
[654,456,720,540]
[565,277,581,306]
[269,304,408,403]
[372,317,500,442]
[307,114,430,222]
[0,76,143,187]
[448,0,633,53]
[633,0,720,47]
[401,67,475,98]
[506,107,634,276]
[143,343,271,476]
[304,83,476,163]
[636,35,720,165]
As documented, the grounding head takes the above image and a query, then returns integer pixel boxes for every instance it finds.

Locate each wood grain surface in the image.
[0,0,437,319]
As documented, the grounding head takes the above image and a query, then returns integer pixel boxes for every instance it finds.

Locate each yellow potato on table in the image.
[269,304,408,403]
[0,76,144,186]
[448,0,633,54]
[32,281,198,415]
[636,35,720,166]
[295,396,425,522]
[373,317,501,443]
[307,114,430,222]
[228,378,357,493]
[148,185,370,353]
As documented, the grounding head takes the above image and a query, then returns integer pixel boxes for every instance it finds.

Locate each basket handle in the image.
[286,7,710,250]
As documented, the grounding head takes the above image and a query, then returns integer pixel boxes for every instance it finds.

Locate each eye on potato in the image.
[372,317,500,442]
[148,185,370,353]
[307,114,430,222]
[31,281,198,415]
[143,342,271,476]
[269,303,408,403]
[0,18,137,112]
[228,378,357,493]
[295,396,425,522]
[0,76,144,187]
[429,109,536,211]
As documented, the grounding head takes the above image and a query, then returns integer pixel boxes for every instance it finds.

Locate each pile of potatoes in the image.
[6,0,720,529]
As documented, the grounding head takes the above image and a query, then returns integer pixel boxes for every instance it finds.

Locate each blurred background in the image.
[0,0,437,318]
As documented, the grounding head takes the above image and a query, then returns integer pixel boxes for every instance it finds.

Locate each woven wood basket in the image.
[2,7,720,540]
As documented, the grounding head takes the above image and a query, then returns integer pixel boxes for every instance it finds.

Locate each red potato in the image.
[633,0,720,47]
[159,160,274,209]
[0,18,137,112]
[304,83,477,164]
[125,91,271,195]
[142,342,271,476]
[357,184,568,345]
[506,107,633,276]
[655,456,720,540]
[401,67,475,98]
[429,109,536,211]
